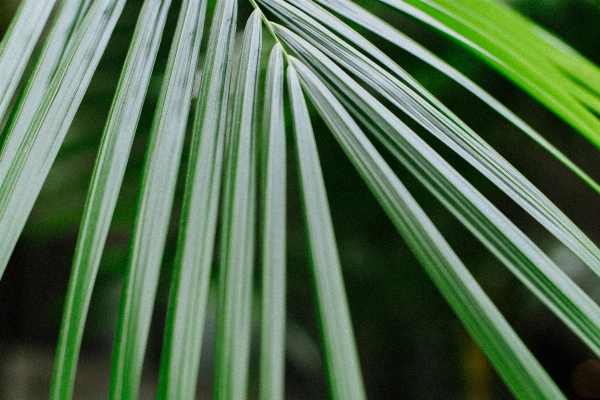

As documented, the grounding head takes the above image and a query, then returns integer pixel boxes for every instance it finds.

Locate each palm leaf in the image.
[262,0,600,289]
[214,8,260,400]
[109,0,207,397]
[50,1,172,398]
[276,24,600,358]
[0,0,56,124]
[259,43,287,400]
[383,0,600,147]
[288,64,366,400]
[158,0,236,398]
[1,0,599,398]
[0,0,125,277]
[312,0,600,194]
[290,55,564,400]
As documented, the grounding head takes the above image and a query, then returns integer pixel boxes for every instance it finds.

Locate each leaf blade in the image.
[108,0,208,397]
[157,0,237,397]
[0,0,125,278]
[312,0,600,195]
[214,9,261,400]
[0,0,56,125]
[276,26,600,361]
[288,64,366,400]
[383,0,600,147]
[292,56,565,400]
[261,0,600,283]
[259,43,286,400]
[50,1,173,398]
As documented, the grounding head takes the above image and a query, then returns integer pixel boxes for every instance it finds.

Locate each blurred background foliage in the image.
[1,0,600,398]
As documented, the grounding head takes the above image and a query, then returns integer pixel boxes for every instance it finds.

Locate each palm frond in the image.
[291,55,564,399]
[0,0,599,399]
[382,0,600,146]
[288,63,366,400]
[0,0,55,123]
[214,8,260,399]
[276,24,600,360]
[315,0,600,194]
[263,0,600,286]
[259,43,287,400]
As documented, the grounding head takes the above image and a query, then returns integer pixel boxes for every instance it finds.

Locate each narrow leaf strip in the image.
[532,26,600,99]
[157,0,236,398]
[276,27,600,358]
[0,0,124,278]
[0,0,56,125]
[292,57,565,400]
[214,10,260,400]
[571,84,600,117]
[261,1,600,282]
[50,1,172,399]
[312,0,600,194]
[260,44,286,400]
[73,0,95,35]
[0,0,89,160]
[288,65,366,400]
[109,0,207,398]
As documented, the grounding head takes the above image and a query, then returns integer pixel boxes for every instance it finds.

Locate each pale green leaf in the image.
[109,0,207,398]
[291,56,565,400]
[0,0,125,278]
[214,9,261,400]
[0,0,91,155]
[0,0,56,124]
[288,64,366,400]
[157,0,236,398]
[50,1,173,398]
[276,26,600,359]
[259,43,286,400]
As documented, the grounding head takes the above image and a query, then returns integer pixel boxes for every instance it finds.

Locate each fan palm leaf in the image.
[0,0,599,398]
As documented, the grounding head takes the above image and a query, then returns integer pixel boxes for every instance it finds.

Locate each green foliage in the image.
[1,0,599,398]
